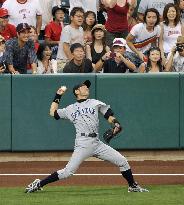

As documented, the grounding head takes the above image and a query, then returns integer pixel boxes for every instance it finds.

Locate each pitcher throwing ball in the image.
[25,80,149,193]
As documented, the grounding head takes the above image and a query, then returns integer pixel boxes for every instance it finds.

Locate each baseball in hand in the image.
[61,86,67,92]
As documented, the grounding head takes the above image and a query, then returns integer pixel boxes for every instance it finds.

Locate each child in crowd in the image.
[83,10,97,45]
[37,43,57,74]
[45,6,66,59]
[139,47,164,73]
[85,24,110,71]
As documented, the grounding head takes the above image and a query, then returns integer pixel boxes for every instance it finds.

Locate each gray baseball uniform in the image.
[25,81,149,193]
[55,99,130,179]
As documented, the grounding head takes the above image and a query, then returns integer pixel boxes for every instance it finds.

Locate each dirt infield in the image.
[0,160,184,187]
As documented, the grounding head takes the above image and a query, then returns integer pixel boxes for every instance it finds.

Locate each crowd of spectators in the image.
[0,0,184,75]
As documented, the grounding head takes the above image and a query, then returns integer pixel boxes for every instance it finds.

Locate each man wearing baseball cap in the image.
[5,23,37,74]
[0,8,17,40]
[25,78,149,193]
[101,38,136,73]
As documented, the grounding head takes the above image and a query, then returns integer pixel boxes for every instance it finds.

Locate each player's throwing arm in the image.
[50,86,67,117]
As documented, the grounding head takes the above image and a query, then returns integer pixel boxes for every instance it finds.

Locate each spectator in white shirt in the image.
[56,7,85,72]
[126,8,161,69]
[3,0,42,35]
[159,3,184,63]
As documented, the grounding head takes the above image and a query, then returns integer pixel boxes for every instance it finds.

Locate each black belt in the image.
[81,133,97,138]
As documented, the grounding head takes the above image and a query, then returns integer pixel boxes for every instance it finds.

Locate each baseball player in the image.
[25,80,149,193]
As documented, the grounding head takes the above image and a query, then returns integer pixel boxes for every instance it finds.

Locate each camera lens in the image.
[176,44,184,52]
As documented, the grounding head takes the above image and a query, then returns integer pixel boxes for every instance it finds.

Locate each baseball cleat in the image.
[128,182,149,192]
[25,179,42,193]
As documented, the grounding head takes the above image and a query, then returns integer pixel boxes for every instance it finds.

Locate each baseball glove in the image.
[103,119,122,143]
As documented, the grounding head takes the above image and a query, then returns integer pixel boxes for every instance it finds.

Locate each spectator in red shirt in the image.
[101,0,137,47]
[45,6,66,59]
[0,8,16,40]
[45,6,66,45]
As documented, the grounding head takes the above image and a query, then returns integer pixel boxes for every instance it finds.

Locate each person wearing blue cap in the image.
[5,23,37,74]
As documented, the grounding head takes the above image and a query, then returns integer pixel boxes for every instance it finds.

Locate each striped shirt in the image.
[126,23,161,54]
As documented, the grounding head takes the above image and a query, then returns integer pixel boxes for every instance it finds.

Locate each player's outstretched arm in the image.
[49,86,67,117]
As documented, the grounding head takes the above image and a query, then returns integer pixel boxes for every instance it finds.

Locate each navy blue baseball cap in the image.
[73,80,91,96]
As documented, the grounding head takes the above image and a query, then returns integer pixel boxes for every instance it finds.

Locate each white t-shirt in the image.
[84,0,99,15]
[69,0,99,15]
[138,0,174,16]
[52,0,62,7]
[163,23,182,54]
[57,25,84,60]
[69,0,83,13]
[3,0,42,27]
[39,0,53,30]
[167,52,184,72]
[127,23,161,53]
[37,59,58,74]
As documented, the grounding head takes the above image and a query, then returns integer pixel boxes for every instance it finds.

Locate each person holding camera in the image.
[165,35,184,72]
[101,38,136,73]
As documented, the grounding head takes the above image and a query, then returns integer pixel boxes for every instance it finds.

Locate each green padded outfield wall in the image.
[97,74,180,149]
[0,75,11,150]
[180,73,184,148]
[11,75,96,151]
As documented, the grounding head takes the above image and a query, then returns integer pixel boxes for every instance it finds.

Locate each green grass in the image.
[0,185,184,205]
